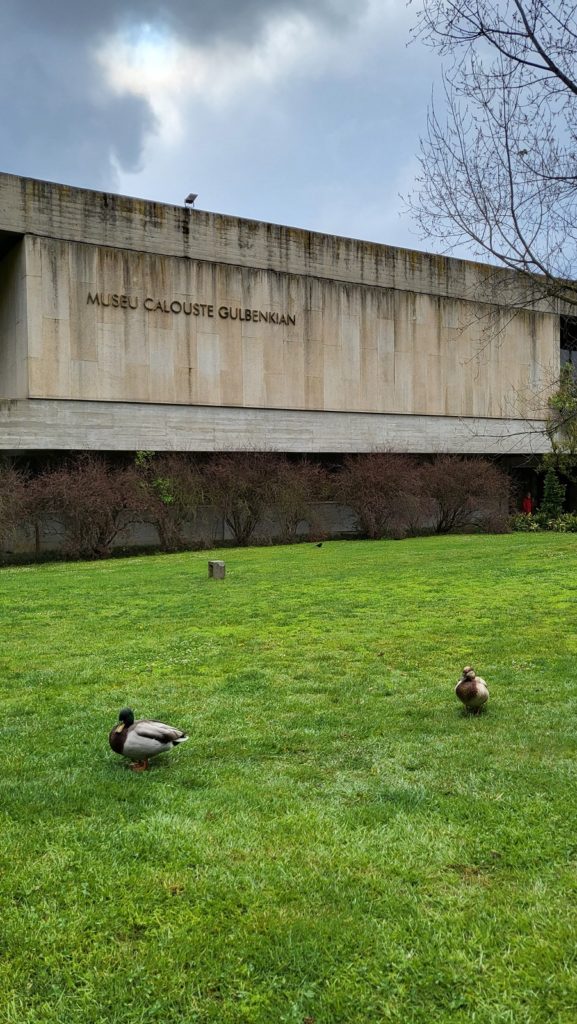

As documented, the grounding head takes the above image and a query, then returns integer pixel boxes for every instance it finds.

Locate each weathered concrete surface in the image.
[0,172,558,308]
[0,173,559,452]
[17,235,555,420]
[0,399,550,453]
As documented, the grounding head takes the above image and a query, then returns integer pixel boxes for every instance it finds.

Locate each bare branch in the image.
[408,0,577,305]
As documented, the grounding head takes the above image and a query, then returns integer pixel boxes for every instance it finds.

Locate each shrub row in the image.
[0,452,511,560]
[511,512,577,533]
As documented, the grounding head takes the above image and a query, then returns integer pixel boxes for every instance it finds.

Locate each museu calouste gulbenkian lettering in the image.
[0,172,564,456]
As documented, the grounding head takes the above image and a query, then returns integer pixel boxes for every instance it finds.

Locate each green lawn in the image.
[1,535,577,1023]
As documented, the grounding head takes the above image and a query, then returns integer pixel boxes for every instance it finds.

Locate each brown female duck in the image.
[455,666,489,713]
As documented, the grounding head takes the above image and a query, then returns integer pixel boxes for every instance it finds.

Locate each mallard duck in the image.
[109,707,188,771]
[455,666,489,713]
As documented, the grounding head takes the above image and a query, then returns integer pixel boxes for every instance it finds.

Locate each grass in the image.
[1,534,577,1023]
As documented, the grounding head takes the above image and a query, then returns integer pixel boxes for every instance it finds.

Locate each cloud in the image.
[98,1,411,148]
[99,14,334,139]
[0,33,154,186]
[0,0,436,253]
[0,0,372,187]
[103,0,435,249]
[4,0,364,44]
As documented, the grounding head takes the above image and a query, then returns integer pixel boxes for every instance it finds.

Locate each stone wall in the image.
[0,173,560,454]
[20,235,556,420]
[2,502,358,557]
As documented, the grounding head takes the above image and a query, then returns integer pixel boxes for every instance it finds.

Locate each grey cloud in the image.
[0,0,365,187]
[5,0,362,44]
[0,17,155,187]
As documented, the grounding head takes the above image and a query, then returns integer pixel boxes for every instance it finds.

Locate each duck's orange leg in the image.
[129,759,149,771]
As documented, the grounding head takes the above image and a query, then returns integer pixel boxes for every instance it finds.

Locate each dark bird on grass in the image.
[315,542,323,547]
[455,666,489,714]
[109,708,188,771]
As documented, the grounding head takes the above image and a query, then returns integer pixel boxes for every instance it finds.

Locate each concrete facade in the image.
[0,172,558,453]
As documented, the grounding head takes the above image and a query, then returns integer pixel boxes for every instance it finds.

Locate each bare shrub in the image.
[203,451,283,546]
[33,456,155,559]
[421,456,510,534]
[336,454,421,539]
[271,459,329,542]
[136,452,205,551]
[0,462,29,549]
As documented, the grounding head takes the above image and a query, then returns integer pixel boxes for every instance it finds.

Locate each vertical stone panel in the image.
[0,241,28,398]
[0,232,559,422]
[197,332,221,406]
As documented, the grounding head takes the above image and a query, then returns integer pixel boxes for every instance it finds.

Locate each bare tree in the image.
[336,454,421,539]
[136,452,205,551]
[0,462,28,550]
[203,451,282,546]
[420,455,510,533]
[409,0,577,308]
[33,456,155,559]
[271,459,328,542]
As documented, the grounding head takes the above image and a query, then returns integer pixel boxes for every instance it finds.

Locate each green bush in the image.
[541,468,566,519]
[550,512,577,532]
[510,513,540,532]
[511,511,577,533]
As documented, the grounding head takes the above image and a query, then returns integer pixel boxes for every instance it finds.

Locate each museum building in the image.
[0,172,566,458]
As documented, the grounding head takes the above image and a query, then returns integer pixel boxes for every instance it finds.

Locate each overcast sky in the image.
[1,0,445,249]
